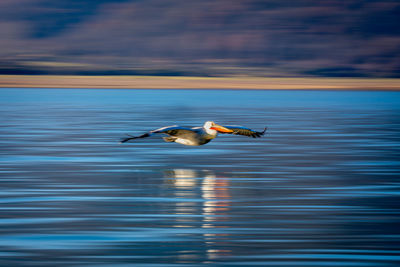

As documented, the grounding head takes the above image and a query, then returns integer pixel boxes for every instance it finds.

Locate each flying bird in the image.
[120,121,267,146]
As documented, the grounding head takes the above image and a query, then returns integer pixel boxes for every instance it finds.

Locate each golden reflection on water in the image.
[164,169,232,260]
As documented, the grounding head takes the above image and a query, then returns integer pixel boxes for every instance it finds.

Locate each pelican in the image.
[120,121,267,146]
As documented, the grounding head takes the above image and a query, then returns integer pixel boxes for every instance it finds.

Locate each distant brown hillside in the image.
[0,0,399,77]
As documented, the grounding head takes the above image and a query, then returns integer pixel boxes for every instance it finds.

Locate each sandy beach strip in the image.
[1,75,399,90]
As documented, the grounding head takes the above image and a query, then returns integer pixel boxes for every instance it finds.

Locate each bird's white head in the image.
[203,121,234,136]
[203,121,218,135]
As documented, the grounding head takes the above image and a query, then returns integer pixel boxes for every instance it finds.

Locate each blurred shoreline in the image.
[1,75,399,90]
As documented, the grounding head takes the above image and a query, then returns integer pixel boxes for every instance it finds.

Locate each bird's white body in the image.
[165,123,218,146]
[175,137,199,146]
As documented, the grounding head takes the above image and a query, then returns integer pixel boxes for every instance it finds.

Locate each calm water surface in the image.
[1,88,400,266]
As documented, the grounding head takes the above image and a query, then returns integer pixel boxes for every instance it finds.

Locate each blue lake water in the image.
[1,88,400,266]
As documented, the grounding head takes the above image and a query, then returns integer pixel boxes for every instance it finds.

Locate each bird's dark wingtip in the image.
[120,134,135,143]
[262,127,267,134]
[256,127,267,137]
[119,132,152,143]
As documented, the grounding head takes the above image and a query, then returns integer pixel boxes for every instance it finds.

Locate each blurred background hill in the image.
[1,0,399,77]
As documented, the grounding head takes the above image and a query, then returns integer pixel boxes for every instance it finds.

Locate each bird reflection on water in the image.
[164,169,232,261]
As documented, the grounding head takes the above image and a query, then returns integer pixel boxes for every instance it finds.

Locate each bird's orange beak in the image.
[210,124,233,133]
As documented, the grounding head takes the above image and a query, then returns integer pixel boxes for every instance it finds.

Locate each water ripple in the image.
[1,89,400,266]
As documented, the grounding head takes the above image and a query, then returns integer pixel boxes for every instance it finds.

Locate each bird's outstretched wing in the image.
[218,125,267,138]
[120,125,195,143]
